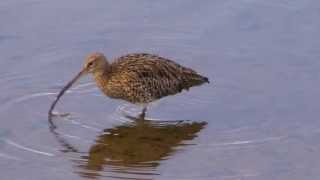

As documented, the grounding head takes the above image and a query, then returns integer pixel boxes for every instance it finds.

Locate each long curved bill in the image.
[48,69,85,117]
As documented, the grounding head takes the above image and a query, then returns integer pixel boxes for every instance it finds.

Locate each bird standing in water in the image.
[49,52,209,119]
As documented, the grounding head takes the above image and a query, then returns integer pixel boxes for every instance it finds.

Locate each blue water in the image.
[0,0,320,179]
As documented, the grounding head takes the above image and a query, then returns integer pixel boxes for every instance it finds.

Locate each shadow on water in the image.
[48,114,207,179]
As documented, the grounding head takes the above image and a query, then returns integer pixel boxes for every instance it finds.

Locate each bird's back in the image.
[100,53,209,103]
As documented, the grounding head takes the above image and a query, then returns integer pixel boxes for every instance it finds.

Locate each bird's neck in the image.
[92,65,110,90]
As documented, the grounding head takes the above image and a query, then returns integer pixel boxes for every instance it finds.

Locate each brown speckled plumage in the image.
[48,52,209,118]
[91,53,209,103]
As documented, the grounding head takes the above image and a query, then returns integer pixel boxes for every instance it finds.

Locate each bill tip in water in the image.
[50,111,71,117]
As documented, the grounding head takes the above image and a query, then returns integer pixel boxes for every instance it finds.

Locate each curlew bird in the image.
[49,52,209,119]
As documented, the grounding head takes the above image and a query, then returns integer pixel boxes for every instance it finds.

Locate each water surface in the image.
[1,0,320,180]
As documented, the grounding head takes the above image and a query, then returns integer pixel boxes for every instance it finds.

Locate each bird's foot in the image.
[124,111,146,122]
[138,111,146,120]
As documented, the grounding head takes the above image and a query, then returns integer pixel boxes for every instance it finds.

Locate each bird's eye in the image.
[87,62,94,67]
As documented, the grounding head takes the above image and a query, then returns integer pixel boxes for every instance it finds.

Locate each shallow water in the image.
[1,0,320,180]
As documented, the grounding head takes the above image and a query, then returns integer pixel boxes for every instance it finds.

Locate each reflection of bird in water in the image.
[74,118,207,179]
[49,52,209,120]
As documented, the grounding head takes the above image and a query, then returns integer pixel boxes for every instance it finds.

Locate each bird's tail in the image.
[202,76,210,83]
[184,73,210,89]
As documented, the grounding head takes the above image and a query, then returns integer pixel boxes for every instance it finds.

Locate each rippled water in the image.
[1,0,320,180]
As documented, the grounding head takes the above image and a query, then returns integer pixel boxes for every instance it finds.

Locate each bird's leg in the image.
[138,105,148,120]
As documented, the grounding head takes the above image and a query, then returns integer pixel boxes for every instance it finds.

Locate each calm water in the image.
[1,0,320,180]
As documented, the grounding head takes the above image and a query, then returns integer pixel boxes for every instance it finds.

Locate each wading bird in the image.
[49,52,209,119]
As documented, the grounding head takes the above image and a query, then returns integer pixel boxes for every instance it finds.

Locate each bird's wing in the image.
[111,53,208,100]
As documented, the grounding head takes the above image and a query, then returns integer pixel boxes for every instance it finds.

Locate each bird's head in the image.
[82,52,109,74]
[48,52,110,116]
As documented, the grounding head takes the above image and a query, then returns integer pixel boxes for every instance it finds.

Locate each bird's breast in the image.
[93,72,125,100]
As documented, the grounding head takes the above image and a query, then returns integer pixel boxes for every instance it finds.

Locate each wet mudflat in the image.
[1,0,320,180]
